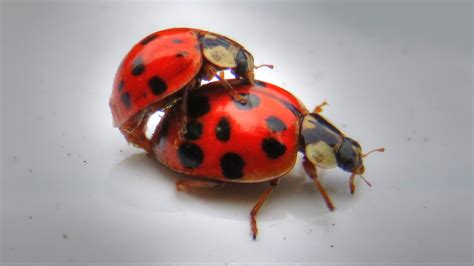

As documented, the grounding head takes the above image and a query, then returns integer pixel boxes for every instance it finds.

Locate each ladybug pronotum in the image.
[151,80,384,239]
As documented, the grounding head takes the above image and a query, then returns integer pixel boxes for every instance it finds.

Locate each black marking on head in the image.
[262,137,286,159]
[176,51,188,58]
[301,119,341,148]
[132,57,145,76]
[220,152,245,179]
[141,34,158,45]
[234,93,260,110]
[310,113,342,136]
[178,142,204,169]
[235,49,248,75]
[255,80,266,87]
[148,76,167,95]
[201,35,231,49]
[336,138,361,172]
[215,117,231,142]
[184,120,202,141]
[121,92,132,109]
[172,38,183,44]
[118,80,124,92]
[187,95,210,119]
[265,116,287,132]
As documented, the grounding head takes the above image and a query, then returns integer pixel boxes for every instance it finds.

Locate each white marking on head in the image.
[305,141,337,169]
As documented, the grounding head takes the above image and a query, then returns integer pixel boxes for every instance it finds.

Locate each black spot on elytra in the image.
[234,93,260,110]
[141,34,158,45]
[132,57,145,76]
[262,138,286,159]
[184,120,202,141]
[265,116,287,132]
[117,80,124,92]
[176,51,188,58]
[187,95,210,119]
[220,152,245,179]
[215,117,231,142]
[172,38,183,44]
[148,76,167,95]
[121,92,132,109]
[178,142,204,169]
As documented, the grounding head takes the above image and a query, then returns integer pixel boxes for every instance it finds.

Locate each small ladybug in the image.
[151,79,384,239]
[110,28,268,152]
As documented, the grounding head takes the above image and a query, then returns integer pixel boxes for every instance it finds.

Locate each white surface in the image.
[1,1,472,265]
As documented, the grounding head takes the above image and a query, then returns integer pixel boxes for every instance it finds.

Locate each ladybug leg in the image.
[218,71,225,79]
[207,66,248,104]
[176,179,223,192]
[312,101,329,114]
[250,178,280,240]
[302,158,335,211]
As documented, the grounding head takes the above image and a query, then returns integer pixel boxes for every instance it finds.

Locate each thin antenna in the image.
[363,147,385,158]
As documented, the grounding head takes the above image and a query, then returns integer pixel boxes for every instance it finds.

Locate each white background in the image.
[1,0,472,265]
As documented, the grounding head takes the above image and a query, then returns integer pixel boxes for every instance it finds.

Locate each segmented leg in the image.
[302,158,335,211]
[250,179,280,240]
[313,101,328,113]
[206,66,247,104]
[176,179,223,192]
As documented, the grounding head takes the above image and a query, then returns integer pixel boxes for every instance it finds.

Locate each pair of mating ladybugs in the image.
[109,28,384,239]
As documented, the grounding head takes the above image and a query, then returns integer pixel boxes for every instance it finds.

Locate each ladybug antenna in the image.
[363,147,385,158]
[349,171,372,194]
[254,64,274,70]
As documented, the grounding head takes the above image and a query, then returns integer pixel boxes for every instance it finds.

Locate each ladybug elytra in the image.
[151,80,384,239]
[109,28,265,152]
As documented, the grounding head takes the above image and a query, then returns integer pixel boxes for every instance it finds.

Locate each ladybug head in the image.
[335,137,363,173]
[336,137,385,194]
[301,113,384,194]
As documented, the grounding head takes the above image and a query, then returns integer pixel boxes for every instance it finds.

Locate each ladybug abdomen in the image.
[110,28,203,127]
[152,81,303,183]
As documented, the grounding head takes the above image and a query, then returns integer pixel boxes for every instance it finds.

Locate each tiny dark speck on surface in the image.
[62,234,68,239]
[332,223,335,226]
[406,137,412,141]
[83,160,87,163]
[28,169,32,173]
[331,245,334,248]
[29,216,32,219]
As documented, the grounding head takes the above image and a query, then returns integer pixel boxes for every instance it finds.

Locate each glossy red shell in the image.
[152,81,308,183]
[110,28,203,127]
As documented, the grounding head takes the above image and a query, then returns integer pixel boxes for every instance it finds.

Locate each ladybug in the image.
[151,79,384,239]
[109,28,268,152]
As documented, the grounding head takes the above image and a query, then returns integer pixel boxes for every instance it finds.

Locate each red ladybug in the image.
[151,79,384,239]
[110,28,264,152]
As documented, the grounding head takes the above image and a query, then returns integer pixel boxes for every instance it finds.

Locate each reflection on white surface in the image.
[1,1,472,264]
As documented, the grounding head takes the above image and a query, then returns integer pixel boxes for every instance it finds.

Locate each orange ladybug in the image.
[110,28,268,152]
[151,80,384,239]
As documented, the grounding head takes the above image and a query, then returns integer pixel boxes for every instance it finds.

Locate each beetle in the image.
[109,28,270,152]
[150,79,384,239]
